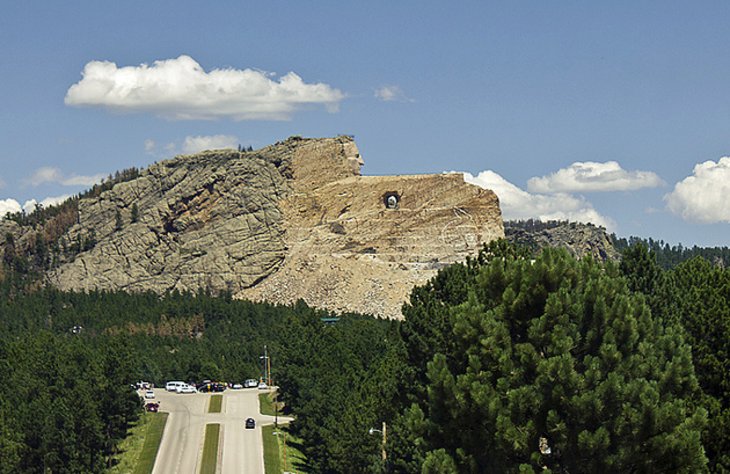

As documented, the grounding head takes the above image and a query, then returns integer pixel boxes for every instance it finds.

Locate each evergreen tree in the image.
[392,246,708,473]
[661,257,730,471]
[130,203,139,223]
[3,233,16,270]
[114,209,123,231]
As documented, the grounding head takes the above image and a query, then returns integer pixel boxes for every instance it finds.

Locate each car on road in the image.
[166,381,185,392]
[197,381,227,393]
[245,418,256,429]
[177,384,196,394]
[145,402,160,412]
[144,389,155,399]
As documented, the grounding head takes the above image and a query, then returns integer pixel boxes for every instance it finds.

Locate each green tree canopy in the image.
[393,245,708,473]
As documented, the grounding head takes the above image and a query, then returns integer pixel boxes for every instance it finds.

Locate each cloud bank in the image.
[0,195,72,218]
[0,199,22,217]
[374,85,410,102]
[145,134,240,156]
[462,170,615,230]
[528,161,663,193]
[65,55,345,121]
[182,135,239,154]
[25,167,104,187]
[665,157,730,223]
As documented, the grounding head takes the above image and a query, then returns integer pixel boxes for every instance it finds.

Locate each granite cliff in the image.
[504,219,619,261]
[5,136,504,318]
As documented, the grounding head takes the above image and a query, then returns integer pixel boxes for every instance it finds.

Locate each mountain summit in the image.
[5,136,505,318]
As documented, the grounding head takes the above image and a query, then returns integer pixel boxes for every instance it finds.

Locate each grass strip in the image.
[208,394,223,413]
[262,425,281,474]
[108,413,149,473]
[134,412,169,474]
[277,426,308,474]
[258,392,275,416]
[258,391,283,417]
[199,423,220,474]
[262,424,308,474]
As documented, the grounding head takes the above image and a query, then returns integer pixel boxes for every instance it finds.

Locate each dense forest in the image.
[0,238,728,472]
[612,234,730,269]
[0,275,349,471]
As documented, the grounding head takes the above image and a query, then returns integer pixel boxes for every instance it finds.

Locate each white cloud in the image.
[0,198,22,217]
[374,85,410,102]
[25,167,104,187]
[61,175,104,187]
[462,170,615,230]
[527,161,664,193]
[144,139,156,153]
[26,167,64,186]
[181,135,239,154]
[0,195,72,218]
[65,55,345,121]
[22,195,72,213]
[665,157,730,223]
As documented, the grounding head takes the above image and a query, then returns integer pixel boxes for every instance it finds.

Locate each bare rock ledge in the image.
[47,136,504,318]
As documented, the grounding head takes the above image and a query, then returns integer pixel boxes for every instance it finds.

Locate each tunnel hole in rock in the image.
[383,192,400,210]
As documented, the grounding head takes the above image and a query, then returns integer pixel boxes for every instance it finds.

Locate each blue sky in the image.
[1,1,729,246]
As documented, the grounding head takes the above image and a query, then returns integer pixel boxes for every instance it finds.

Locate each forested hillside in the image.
[280,241,728,473]
[1,239,728,472]
[0,268,394,473]
[612,235,730,269]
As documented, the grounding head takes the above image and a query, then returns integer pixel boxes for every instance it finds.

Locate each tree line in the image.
[612,234,730,269]
[0,239,728,472]
[276,241,728,472]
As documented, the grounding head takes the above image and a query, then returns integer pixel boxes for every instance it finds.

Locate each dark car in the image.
[196,381,227,393]
[245,418,256,429]
[145,402,160,413]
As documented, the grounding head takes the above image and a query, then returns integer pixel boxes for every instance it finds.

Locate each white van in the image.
[176,383,196,394]
[166,381,185,392]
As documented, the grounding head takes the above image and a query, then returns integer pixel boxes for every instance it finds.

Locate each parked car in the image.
[231,383,243,390]
[177,384,196,394]
[245,418,256,429]
[197,381,227,393]
[258,382,268,390]
[244,379,258,388]
[145,402,160,412]
[166,381,185,392]
[144,389,155,399]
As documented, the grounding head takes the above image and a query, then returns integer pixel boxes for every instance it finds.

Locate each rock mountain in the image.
[7,136,505,318]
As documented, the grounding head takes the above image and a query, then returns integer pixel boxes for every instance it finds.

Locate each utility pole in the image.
[264,346,271,387]
[260,345,270,385]
[369,422,387,462]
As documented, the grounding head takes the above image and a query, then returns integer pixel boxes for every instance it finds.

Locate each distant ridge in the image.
[1,136,504,318]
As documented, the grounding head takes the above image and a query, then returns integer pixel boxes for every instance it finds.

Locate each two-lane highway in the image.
[150,388,283,474]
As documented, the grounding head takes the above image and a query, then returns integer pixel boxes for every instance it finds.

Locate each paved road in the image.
[149,388,287,474]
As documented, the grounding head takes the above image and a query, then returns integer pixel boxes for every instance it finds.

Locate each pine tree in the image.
[130,203,139,223]
[3,233,16,269]
[114,209,123,231]
[393,246,709,473]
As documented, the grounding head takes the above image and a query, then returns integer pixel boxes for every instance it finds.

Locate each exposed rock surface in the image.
[504,220,619,261]
[36,136,504,318]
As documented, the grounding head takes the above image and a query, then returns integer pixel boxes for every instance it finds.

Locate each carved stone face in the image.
[343,142,364,175]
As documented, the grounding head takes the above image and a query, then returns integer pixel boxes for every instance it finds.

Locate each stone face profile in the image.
[40,136,504,318]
